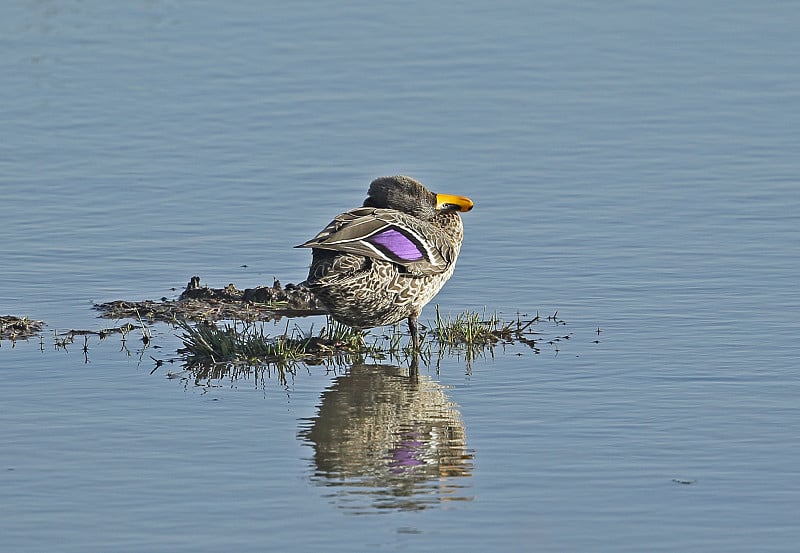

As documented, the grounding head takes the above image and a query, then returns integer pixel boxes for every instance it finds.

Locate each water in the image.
[2,1,799,551]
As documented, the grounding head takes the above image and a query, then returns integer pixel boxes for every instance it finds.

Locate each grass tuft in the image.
[177,316,366,368]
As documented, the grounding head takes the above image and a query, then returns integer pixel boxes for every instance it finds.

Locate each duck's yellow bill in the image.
[436,193,474,212]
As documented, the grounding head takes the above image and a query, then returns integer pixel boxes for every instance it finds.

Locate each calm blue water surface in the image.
[2,1,799,551]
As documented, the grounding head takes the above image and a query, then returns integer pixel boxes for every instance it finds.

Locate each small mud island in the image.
[94,276,325,323]
[0,316,45,340]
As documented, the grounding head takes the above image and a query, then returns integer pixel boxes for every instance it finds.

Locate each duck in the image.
[296,175,473,350]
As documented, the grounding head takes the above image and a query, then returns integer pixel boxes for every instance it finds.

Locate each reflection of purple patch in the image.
[387,439,426,473]
[368,228,423,261]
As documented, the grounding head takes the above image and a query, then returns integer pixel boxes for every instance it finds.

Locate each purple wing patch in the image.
[368,228,424,261]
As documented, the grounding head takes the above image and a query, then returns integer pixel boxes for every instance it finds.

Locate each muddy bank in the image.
[94,276,326,323]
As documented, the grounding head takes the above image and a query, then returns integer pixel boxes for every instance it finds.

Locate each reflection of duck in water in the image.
[299,363,473,512]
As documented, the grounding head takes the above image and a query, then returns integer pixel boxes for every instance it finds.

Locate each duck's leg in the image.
[408,315,420,351]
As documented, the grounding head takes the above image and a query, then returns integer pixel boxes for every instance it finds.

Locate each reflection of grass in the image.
[178,306,558,368]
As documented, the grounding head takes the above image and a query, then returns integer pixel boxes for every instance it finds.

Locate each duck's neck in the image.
[434,211,464,243]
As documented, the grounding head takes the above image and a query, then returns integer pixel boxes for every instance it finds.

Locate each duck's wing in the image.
[295,207,456,276]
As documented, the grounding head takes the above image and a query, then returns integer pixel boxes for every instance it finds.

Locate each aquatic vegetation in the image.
[176,306,555,369]
[176,317,366,368]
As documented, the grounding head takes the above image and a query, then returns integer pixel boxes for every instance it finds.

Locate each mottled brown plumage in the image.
[296,176,473,349]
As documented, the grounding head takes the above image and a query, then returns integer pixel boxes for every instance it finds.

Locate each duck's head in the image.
[363,175,474,220]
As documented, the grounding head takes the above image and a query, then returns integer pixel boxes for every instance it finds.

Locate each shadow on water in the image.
[298,363,474,514]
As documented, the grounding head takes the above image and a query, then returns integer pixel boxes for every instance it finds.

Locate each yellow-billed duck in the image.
[296,175,473,350]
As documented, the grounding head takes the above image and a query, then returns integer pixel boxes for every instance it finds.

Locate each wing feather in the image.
[296,207,455,275]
